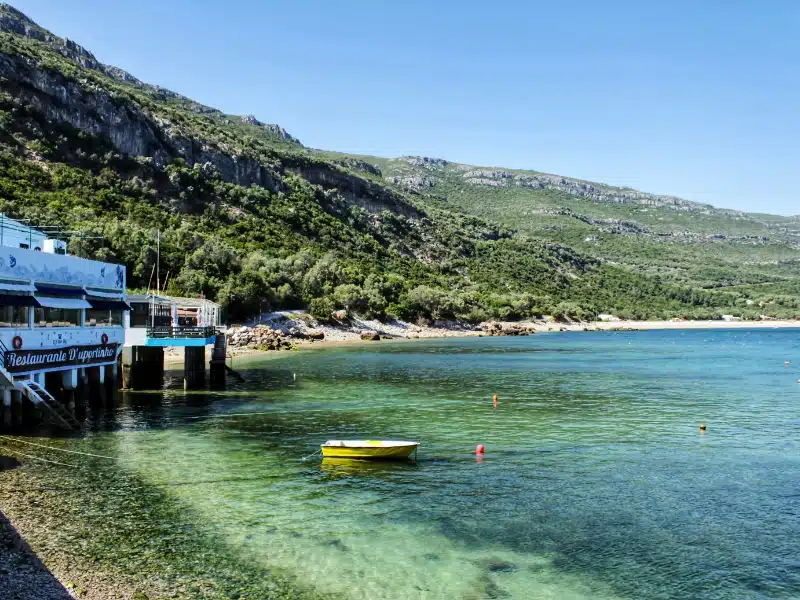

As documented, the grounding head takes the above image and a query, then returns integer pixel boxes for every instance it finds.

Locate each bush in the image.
[333,284,366,314]
[309,297,335,322]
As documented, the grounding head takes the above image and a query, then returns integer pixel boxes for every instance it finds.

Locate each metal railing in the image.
[0,338,9,371]
[146,326,217,339]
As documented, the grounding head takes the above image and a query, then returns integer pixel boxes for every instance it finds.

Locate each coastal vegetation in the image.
[0,4,798,323]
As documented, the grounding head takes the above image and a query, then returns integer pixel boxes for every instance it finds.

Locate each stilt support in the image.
[184,346,206,389]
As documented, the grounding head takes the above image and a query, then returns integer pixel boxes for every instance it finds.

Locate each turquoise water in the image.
[4,329,800,599]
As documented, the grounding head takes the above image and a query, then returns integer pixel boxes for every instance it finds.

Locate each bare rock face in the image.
[400,156,449,169]
[0,5,292,191]
[0,2,140,84]
[360,330,380,341]
[0,48,288,191]
[240,115,302,144]
[297,163,421,218]
[338,158,382,177]
[459,166,712,212]
[389,174,436,190]
[478,321,536,336]
[227,326,294,350]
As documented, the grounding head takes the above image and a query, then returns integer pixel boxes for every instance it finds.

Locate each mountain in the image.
[0,3,797,321]
[364,155,800,289]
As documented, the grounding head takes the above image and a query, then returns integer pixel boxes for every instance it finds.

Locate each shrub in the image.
[309,297,335,322]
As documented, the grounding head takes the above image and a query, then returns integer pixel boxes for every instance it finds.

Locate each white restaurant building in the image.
[0,215,127,425]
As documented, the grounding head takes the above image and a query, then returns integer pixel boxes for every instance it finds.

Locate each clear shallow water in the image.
[6,329,800,599]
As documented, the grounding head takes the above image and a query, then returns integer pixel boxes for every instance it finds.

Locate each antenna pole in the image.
[156,229,160,295]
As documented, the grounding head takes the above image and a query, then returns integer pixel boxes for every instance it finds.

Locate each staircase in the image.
[0,340,80,432]
[17,379,81,431]
[211,332,244,382]
[211,333,227,363]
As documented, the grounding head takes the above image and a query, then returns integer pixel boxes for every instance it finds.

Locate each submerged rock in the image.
[326,539,348,551]
[486,560,517,573]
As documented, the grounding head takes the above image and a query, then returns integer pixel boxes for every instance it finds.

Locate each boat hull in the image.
[321,441,418,459]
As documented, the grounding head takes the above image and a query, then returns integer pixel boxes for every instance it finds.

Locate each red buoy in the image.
[476,444,485,455]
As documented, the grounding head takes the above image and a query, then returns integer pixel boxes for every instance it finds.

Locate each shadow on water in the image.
[0,459,73,599]
[0,511,73,599]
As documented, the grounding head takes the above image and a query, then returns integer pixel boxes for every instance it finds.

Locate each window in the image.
[34,307,80,327]
[0,305,29,327]
[85,309,123,327]
[130,302,171,327]
[19,243,28,249]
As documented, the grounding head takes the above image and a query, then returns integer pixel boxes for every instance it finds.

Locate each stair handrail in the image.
[16,378,78,431]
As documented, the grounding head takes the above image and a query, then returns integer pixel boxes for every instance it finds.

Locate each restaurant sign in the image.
[4,344,119,374]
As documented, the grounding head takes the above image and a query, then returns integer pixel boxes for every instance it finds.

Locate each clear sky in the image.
[9,0,800,214]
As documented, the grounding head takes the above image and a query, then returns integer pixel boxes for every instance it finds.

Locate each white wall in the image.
[0,222,47,251]
[0,245,125,290]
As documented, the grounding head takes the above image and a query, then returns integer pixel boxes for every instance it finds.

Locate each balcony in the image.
[142,326,217,347]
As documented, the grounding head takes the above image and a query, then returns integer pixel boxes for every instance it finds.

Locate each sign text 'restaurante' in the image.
[5,344,119,373]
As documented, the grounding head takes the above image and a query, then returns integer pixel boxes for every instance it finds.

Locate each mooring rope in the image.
[0,435,115,459]
[300,449,322,461]
[0,444,75,467]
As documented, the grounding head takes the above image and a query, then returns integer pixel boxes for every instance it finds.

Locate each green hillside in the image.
[0,3,798,321]
[322,152,800,288]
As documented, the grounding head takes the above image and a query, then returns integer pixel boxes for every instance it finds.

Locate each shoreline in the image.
[201,318,800,360]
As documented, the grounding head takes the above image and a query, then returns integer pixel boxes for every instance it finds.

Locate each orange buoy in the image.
[492,393,498,408]
[699,424,707,432]
[476,444,485,455]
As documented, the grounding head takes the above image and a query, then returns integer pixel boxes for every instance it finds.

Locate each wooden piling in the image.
[184,346,206,389]
[2,389,10,428]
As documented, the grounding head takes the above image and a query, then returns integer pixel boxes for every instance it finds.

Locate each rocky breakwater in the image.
[227,325,296,351]
[478,321,537,336]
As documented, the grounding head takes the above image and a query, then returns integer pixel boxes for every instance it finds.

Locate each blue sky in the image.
[9,0,800,214]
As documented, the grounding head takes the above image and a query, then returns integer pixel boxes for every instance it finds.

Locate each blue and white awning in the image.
[35,296,92,310]
[0,280,35,294]
[85,288,124,299]
[34,283,91,309]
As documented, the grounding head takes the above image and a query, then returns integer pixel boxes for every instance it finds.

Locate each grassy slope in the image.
[319,152,800,290]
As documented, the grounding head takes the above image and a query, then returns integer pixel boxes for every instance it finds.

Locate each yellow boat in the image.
[320,440,419,459]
